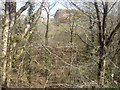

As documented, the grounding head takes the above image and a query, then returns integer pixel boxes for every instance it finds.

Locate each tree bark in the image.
[94,1,107,86]
[2,2,10,87]
[45,13,49,45]
[2,1,16,87]
[118,1,120,45]
[7,2,16,87]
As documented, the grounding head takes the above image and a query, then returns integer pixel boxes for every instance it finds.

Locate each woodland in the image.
[0,0,120,88]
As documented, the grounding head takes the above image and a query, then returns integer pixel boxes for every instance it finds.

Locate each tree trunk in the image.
[7,2,16,87]
[94,1,107,86]
[45,13,49,46]
[2,2,10,87]
[2,1,16,87]
[98,47,106,86]
[118,1,120,45]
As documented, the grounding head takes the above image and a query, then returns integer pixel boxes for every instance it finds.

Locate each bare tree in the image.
[44,2,56,45]
[1,0,45,88]
[71,0,120,86]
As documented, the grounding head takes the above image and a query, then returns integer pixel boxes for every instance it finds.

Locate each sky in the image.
[0,0,66,17]
[0,0,119,17]
[16,0,66,18]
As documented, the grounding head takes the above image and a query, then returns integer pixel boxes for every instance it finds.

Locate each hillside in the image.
[0,1,120,88]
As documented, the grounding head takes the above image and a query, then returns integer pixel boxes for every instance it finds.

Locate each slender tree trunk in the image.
[2,2,10,87]
[89,17,94,43]
[69,20,74,77]
[7,2,16,87]
[45,13,49,46]
[118,1,120,45]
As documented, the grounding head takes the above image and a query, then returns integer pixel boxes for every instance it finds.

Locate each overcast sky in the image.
[15,0,66,18]
[0,0,66,18]
[0,0,119,17]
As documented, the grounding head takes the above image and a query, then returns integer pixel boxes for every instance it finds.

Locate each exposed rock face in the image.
[54,9,83,25]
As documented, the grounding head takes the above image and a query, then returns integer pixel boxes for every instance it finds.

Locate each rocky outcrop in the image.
[54,9,83,25]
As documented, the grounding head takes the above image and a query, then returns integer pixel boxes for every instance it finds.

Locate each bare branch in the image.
[75,33,94,48]
[106,21,120,46]
[70,2,90,18]
[32,1,45,22]
[49,2,57,10]
[107,0,118,13]
[22,1,45,38]
[16,1,31,18]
